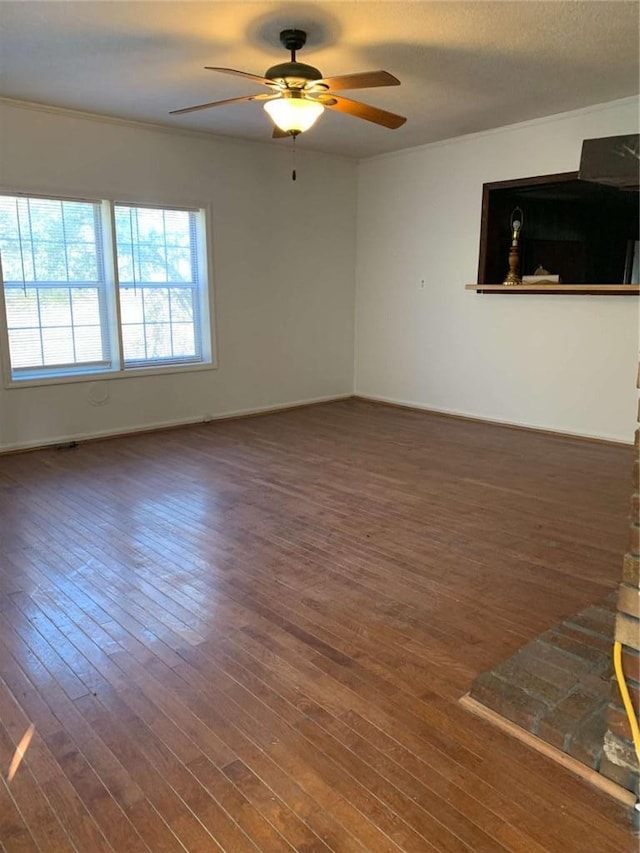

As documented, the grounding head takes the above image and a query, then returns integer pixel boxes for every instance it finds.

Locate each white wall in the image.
[355,98,640,442]
[0,102,357,450]
[3,97,638,450]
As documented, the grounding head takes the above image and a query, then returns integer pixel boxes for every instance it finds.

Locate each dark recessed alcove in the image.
[478,172,639,285]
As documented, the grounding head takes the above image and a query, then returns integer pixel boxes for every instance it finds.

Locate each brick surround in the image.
[600,368,640,794]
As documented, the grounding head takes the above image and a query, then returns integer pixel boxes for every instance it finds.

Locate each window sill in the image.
[4,360,217,390]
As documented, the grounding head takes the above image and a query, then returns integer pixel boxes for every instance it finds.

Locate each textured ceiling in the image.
[1,1,638,158]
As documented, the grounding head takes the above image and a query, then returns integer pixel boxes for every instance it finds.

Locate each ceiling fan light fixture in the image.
[264,94,324,134]
[173,28,405,135]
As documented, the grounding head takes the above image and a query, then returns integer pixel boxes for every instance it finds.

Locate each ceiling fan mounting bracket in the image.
[279,29,307,54]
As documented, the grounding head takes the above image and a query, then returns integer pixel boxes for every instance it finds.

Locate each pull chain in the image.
[291,134,297,182]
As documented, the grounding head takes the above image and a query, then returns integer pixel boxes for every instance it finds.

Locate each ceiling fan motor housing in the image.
[265,61,323,87]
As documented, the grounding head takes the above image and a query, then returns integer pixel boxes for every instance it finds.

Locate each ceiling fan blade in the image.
[323,95,406,129]
[272,126,291,139]
[313,70,400,91]
[204,67,276,87]
[170,93,275,116]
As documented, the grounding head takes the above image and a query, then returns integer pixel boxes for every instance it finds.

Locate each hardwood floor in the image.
[0,399,636,852]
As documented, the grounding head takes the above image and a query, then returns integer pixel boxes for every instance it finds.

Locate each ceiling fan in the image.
[170,29,406,137]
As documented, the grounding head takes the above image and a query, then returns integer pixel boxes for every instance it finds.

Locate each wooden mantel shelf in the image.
[466,284,640,295]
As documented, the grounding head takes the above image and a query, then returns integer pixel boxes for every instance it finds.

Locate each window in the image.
[0,193,213,384]
[0,196,112,380]
[114,204,205,368]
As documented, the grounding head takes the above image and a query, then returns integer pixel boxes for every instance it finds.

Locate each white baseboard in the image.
[354,393,633,446]
[0,393,354,454]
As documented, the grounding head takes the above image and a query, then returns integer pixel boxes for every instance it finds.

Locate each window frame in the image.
[0,190,217,389]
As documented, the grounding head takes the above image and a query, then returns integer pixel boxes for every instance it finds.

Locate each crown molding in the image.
[0,96,355,162]
[0,95,261,147]
[361,96,640,164]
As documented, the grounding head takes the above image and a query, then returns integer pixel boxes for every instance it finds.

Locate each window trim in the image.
[0,189,217,389]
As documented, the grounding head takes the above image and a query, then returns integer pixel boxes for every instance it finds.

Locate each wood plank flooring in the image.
[0,399,636,852]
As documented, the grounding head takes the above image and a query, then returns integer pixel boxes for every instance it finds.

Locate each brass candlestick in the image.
[503,207,523,286]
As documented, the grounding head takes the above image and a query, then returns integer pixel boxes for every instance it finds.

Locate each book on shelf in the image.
[522,274,561,284]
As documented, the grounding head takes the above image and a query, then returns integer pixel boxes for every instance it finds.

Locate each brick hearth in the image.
[470,592,618,772]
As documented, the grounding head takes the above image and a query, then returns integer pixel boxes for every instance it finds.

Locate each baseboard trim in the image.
[3,393,632,455]
[459,694,636,808]
[353,395,632,447]
[0,393,354,456]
